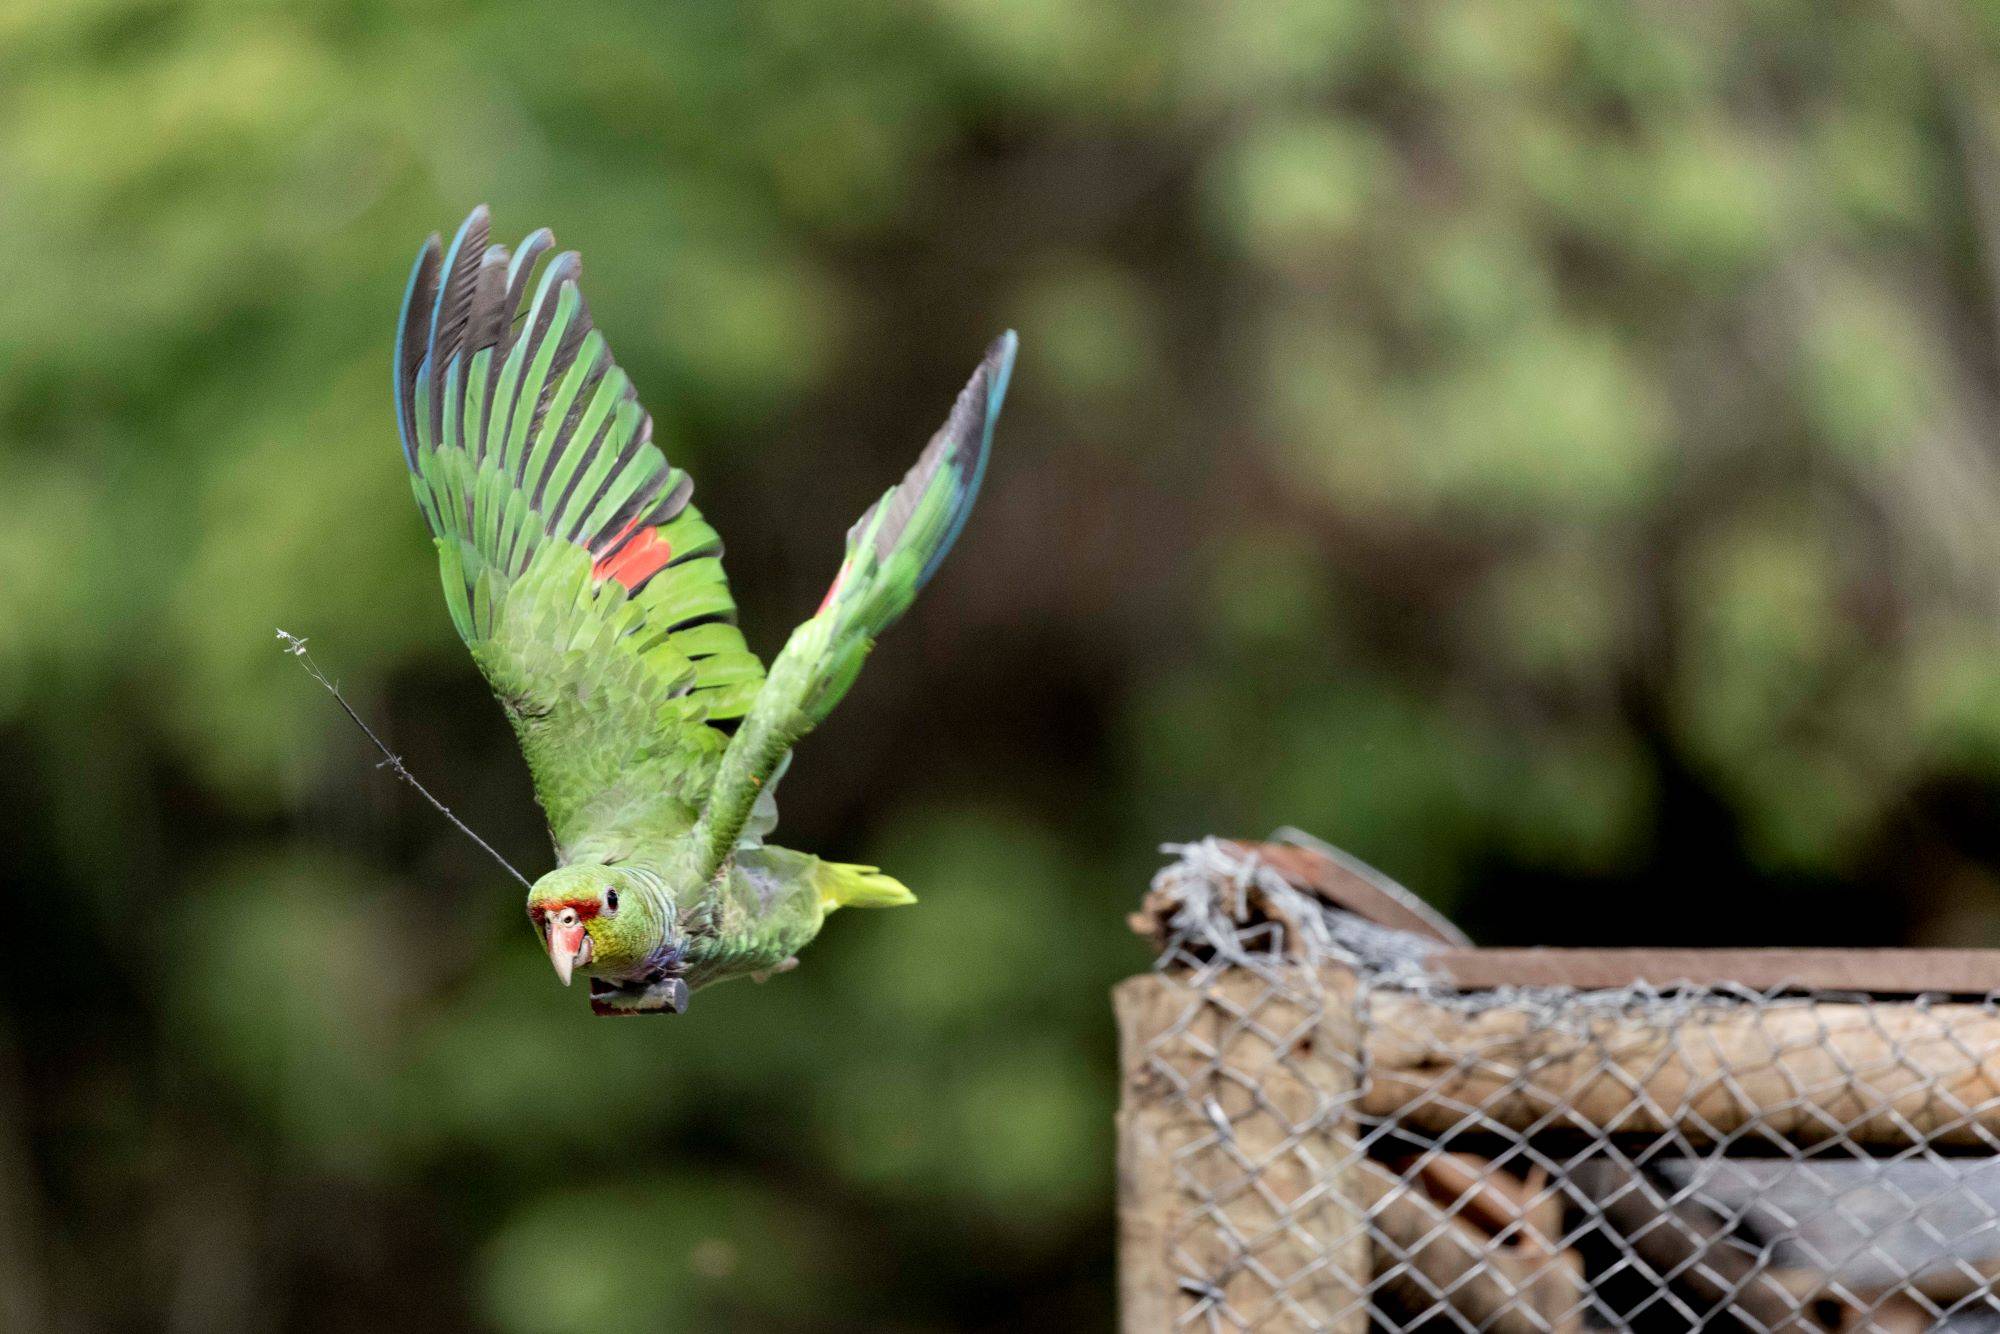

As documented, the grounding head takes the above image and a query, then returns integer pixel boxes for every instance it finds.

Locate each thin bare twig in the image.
[277,629,533,890]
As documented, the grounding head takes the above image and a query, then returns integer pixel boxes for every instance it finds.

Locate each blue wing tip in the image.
[918,331,1017,588]
[392,231,444,469]
[984,330,1018,419]
[393,206,496,471]
[448,205,491,260]
[967,327,1014,489]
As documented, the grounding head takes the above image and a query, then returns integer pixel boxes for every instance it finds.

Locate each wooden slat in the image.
[1356,979,2000,1151]
[1119,971,2000,1151]
[1426,948,2000,996]
[1199,838,2000,995]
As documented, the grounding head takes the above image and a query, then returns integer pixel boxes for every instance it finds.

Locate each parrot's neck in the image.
[606,862,683,982]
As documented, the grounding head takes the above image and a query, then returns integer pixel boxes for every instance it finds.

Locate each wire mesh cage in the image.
[1116,838,2000,1333]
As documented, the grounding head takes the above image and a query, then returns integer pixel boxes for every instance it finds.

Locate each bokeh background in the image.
[7,0,2000,1329]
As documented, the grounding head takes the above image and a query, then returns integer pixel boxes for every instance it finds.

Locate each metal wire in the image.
[277,629,534,890]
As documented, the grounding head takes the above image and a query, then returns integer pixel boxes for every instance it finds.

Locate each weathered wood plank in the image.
[1360,979,2000,1151]
[1425,947,2000,996]
[1206,840,2000,997]
[1122,971,2000,1151]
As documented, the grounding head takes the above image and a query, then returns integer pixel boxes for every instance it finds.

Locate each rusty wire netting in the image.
[1116,837,2000,1334]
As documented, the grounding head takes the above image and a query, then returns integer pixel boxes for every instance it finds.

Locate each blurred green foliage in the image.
[7,0,2000,1329]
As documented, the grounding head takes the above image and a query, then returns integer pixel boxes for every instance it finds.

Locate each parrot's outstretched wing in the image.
[690,332,1016,874]
[396,207,764,862]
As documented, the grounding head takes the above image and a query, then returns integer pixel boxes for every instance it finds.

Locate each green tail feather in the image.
[817,862,917,911]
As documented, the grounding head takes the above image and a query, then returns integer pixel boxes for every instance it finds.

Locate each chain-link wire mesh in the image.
[1117,839,2000,1333]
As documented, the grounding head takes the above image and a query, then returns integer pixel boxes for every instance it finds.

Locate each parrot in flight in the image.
[393,206,1015,1015]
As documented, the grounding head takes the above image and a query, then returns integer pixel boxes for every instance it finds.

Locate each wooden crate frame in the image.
[1114,841,2000,1333]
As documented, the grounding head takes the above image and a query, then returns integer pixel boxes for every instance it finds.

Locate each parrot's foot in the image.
[588,975,690,1016]
[751,957,799,983]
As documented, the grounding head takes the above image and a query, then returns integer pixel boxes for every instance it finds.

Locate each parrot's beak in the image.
[544,910,593,986]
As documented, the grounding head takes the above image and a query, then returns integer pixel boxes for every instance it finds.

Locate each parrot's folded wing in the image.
[690,333,1016,875]
[396,207,765,862]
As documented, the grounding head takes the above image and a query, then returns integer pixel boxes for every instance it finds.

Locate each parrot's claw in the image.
[751,957,799,983]
[588,975,690,1016]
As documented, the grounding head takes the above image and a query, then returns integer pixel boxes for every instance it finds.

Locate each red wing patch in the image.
[817,561,852,614]
[593,526,673,590]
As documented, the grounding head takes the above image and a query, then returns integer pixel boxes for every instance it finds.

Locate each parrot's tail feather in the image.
[817,862,917,911]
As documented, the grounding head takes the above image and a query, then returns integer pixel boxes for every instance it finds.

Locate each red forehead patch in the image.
[528,897,601,922]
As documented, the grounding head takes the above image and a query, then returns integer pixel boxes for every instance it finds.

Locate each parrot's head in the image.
[525,865,674,990]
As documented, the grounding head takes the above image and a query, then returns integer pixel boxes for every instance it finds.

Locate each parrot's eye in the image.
[604,889,619,914]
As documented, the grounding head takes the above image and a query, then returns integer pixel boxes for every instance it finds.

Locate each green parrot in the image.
[393,206,1015,1015]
